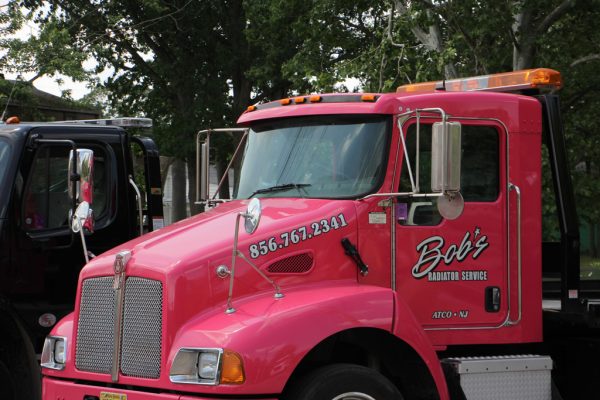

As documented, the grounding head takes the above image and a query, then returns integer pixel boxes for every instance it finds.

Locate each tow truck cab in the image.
[0,118,163,400]
[40,70,599,400]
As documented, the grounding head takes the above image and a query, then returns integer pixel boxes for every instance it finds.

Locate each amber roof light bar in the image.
[396,68,562,94]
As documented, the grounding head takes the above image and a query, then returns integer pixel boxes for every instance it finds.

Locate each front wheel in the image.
[285,363,404,400]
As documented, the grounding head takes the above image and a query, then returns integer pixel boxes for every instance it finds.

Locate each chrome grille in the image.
[75,276,163,379]
[75,277,115,374]
[120,277,163,378]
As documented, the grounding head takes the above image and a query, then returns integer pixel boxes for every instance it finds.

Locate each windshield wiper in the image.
[248,183,311,198]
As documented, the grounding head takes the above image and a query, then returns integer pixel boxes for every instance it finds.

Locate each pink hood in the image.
[78,198,359,340]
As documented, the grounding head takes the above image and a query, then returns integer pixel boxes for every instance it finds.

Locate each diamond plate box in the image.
[442,355,552,400]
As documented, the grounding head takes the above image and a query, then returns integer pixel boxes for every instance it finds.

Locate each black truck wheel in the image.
[0,310,41,400]
[285,363,404,400]
[0,360,17,399]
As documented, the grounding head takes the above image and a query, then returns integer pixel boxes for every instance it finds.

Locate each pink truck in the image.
[41,69,599,400]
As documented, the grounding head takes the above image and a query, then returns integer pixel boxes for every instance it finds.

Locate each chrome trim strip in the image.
[111,278,125,381]
[111,250,130,382]
[508,183,522,325]
[128,176,143,236]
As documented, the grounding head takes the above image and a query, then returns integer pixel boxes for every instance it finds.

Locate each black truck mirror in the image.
[68,148,95,205]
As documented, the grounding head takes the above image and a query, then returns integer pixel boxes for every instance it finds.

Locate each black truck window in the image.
[22,146,108,230]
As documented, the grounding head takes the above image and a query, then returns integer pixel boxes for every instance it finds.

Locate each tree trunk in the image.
[170,158,188,222]
[186,158,205,216]
[216,159,230,200]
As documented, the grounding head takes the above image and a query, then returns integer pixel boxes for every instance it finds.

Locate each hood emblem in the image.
[113,250,131,290]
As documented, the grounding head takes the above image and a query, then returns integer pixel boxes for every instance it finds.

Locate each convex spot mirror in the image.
[68,148,95,205]
[71,201,94,234]
[244,198,261,234]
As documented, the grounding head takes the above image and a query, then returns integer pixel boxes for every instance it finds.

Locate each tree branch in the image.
[570,53,600,67]
[536,0,575,33]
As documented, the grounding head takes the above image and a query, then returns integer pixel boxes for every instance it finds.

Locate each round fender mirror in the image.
[71,201,94,233]
[437,192,464,220]
[244,198,262,234]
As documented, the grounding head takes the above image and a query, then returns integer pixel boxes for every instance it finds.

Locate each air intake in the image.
[266,253,314,274]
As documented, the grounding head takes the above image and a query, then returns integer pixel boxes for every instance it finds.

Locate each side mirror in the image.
[431,122,464,220]
[431,121,461,193]
[68,148,95,205]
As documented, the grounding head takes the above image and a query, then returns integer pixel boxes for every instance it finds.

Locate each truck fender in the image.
[392,292,450,400]
[169,283,394,395]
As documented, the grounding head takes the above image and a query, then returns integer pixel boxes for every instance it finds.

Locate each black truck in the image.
[0,118,163,399]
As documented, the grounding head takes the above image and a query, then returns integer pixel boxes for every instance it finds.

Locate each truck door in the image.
[395,120,509,329]
[12,135,116,300]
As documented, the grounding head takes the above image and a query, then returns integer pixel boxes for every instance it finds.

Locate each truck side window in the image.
[22,146,108,231]
[398,124,499,225]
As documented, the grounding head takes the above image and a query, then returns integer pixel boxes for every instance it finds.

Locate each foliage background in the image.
[1,0,599,257]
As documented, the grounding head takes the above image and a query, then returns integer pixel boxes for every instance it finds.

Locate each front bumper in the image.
[43,377,277,400]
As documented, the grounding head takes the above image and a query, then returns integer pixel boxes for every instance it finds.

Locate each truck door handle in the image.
[341,238,369,276]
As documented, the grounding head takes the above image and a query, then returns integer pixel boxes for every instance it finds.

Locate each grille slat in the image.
[120,277,163,378]
[75,277,116,374]
[75,276,163,379]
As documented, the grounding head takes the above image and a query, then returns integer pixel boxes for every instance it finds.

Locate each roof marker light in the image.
[294,96,306,104]
[280,98,292,105]
[309,95,322,103]
[247,105,257,112]
[396,68,562,94]
[361,94,376,102]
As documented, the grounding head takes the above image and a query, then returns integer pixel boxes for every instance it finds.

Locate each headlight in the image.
[170,348,245,385]
[40,336,67,370]
[198,352,219,380]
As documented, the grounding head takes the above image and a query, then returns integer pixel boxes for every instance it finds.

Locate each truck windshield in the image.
[233,116,390,199]
[0,139,10,193]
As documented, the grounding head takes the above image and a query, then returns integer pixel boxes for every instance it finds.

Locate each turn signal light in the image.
[220,350,245,384]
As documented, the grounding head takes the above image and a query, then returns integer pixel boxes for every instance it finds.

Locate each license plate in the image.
[100,392,127,400]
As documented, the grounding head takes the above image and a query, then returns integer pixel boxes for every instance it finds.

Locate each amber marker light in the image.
[294,96,306,104]
[220,350,245,384]
[280,98,292,105]
[309,95,322,102]
[361,94,376,102]
[246,105,257,112]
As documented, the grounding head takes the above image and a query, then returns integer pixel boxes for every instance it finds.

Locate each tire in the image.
[0,310,42,400]
[0,360,17,399]
[285,363,404,400]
